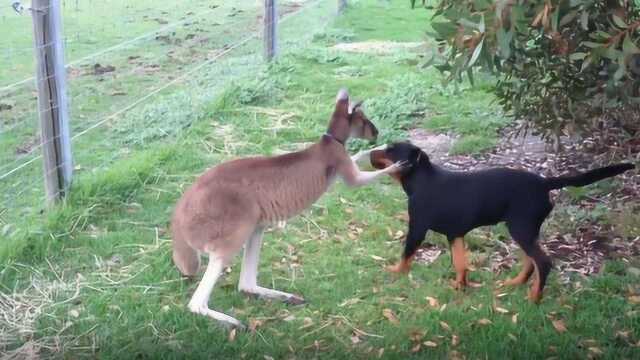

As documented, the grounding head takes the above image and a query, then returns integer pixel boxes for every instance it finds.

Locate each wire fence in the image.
[0,0,337,229]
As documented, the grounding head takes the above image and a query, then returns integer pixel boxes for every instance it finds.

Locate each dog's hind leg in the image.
[525,244,552,303]
[188,253,244,329]
[238,228,305,305]
[507,220,552,303]
[502,254,534,287]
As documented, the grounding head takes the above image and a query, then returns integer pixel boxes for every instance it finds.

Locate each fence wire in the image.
[0,0,334,228]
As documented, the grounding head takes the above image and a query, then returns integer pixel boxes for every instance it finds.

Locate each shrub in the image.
[420,0,640,141]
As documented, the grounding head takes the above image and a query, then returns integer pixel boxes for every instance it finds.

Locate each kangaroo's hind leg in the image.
[187,219,257,329]
[188,253,245,329]
[238,227,305,305]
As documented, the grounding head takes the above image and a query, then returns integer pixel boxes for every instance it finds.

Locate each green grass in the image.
[1,0,639,359]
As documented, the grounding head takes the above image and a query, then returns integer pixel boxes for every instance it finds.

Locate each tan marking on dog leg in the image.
[503,255,534,286]
[451,237,468,290]
[386,255,414,274]
[528,263,542,303]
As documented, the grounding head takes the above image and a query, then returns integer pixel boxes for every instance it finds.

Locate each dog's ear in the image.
[410,146,428,165]
[335,88,349,116]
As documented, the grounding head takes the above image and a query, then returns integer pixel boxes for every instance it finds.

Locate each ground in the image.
[1,0,639,359]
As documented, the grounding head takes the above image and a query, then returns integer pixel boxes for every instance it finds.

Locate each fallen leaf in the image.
[449,350,464,360]
[588,347,603,357]
[439,321,451,331]
[394,230,404,240]
[377,348,385,358]
[508,333,517,341]
[451,334,459,347]
[411,344,421,353]
[283,315,296,322]
[495,306,509,314]
[512,313,518,324]
[552,319,567,333]
[615,330,630,339]
[68,309,80,318]
[423,341,438,347]
[300,317,313,328]
[581,339,598,347]
[628,295,640,304]
[351,334,361,344]
[477,318,492,325]
[228,328,236,342]
[370,255,385,261]
[339,298,361,307]
[409,330,425,342]
[249,319,263,332]
[382,308,399,324]
[426,296,440,308]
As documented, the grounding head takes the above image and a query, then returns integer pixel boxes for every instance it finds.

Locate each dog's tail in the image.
[544,163,635,190]
[172,230,200,277]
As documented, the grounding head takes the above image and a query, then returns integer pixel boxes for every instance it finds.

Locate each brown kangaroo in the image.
[171,89,403,328]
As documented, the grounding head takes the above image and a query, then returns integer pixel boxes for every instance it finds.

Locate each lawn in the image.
[1,0,639,359]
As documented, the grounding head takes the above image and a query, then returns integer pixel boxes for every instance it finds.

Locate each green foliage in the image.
[351,74,429,149]
[425,0,640,139]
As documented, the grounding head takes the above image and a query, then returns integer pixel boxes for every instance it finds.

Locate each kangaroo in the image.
[171,89,403,328]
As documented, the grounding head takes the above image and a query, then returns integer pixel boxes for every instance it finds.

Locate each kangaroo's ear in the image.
[348,99,363,115]
[335,88,349,115]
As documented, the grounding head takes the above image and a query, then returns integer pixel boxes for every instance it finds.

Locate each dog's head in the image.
[370,142,428,181]
[331,89,378,142]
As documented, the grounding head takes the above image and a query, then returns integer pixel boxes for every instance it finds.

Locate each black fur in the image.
[377,142,635,300]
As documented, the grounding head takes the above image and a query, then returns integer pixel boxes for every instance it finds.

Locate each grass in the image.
[1,0,639,359]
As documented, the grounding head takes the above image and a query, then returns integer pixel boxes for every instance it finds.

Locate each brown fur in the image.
[171,89,378,275]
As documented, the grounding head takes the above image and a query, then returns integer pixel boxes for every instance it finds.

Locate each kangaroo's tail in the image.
[172,230,200,277]
[544,163,635,190]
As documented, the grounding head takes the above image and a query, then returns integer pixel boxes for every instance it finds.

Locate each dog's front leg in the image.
[238,228,305,305]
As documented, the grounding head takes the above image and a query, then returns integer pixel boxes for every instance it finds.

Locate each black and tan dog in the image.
[371,142,634,302]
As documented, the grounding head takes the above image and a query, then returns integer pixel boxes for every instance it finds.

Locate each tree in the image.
[421,0,640,142]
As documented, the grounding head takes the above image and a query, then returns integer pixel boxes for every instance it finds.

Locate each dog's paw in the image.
[386,263,410,274]
[450,279,466,291]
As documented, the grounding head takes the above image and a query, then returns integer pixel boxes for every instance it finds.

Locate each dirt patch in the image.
[92,63,116,75]
[408,128,454,162]
[332,41,425,55]
[15,136,40,155]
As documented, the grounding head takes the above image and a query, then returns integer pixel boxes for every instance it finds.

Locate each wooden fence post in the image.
[338,0,347,13]
[264,0,277,61]
[31,0,73,206]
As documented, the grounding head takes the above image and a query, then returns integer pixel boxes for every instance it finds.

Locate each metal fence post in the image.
[31,0,73,206]
[264,0,277,61]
